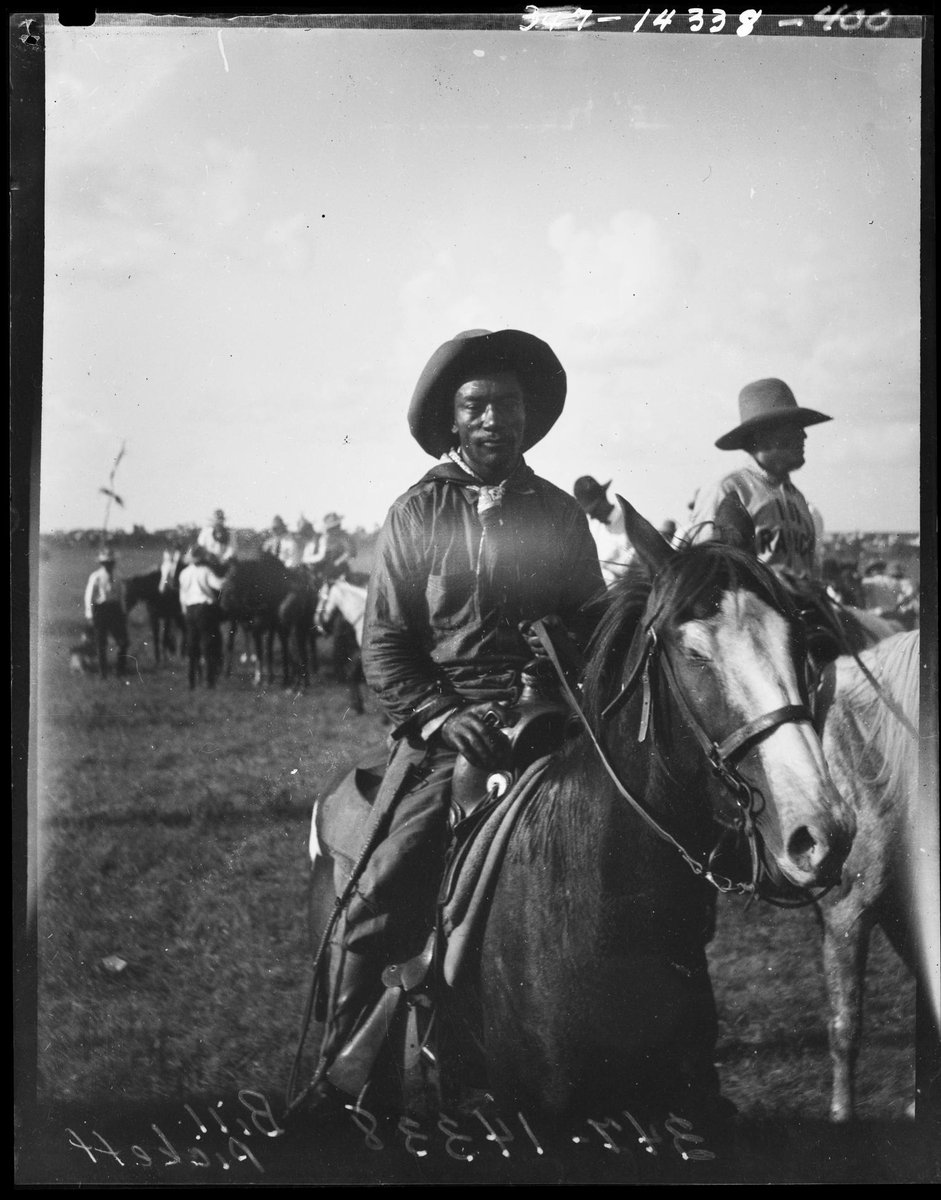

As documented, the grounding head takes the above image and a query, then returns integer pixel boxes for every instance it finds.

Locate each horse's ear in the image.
[714,492,756,554]
[615,495,674,574]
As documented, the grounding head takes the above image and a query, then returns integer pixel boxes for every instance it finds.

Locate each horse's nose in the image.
[786,818,853,885]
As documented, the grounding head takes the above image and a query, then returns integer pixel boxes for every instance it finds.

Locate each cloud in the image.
[546,210,700,366]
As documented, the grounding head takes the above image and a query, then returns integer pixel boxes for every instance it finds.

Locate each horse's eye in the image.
[686,649,712,664]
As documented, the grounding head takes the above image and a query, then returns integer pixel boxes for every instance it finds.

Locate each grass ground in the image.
[16,544,936,1184]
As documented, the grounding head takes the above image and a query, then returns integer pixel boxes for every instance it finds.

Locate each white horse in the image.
[315,578,366,647]
[315,578,367,713]
[814,630,936,1121]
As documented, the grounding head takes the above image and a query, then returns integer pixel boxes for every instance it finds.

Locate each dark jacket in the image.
[363,458,605,735]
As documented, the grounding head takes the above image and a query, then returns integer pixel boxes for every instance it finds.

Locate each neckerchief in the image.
[442,451,515,604]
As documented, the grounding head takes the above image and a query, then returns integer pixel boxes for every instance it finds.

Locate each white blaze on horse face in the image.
[680,589,853,888]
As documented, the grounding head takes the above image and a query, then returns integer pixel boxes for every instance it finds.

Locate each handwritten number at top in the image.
[814,6,893,32]
[518,7,895,35]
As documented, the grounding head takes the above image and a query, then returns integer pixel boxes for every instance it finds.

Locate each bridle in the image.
[532,607,831,907]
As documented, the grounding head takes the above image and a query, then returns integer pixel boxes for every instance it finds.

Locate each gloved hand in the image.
[439,702,509,770]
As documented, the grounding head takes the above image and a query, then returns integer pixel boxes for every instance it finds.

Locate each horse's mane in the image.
[581,542,797,728]
[828,630,920,800]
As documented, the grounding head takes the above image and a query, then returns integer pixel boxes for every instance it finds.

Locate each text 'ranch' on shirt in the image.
[688,464,818,577]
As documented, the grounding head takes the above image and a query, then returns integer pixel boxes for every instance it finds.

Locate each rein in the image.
[531,618,824,905]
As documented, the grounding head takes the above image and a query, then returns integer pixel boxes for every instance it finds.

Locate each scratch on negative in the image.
[217,30,230,73]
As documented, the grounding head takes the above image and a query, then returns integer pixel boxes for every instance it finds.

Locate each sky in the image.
[38,13,925,537]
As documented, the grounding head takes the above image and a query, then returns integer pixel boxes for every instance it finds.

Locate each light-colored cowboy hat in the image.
[408,328,567,457]
[715,378,831,451]
[97,548,117,563]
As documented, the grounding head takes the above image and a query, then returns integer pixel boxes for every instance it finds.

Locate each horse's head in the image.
[583,495,855,896]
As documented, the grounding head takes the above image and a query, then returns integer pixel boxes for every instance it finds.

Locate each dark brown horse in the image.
[219,554,316,689]
[124,552,186,664]
[298,496,857,1134]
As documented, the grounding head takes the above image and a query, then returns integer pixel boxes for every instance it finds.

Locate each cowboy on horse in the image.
[683,379,881,667]
[196,508,238,575]
[305,328,604,1107]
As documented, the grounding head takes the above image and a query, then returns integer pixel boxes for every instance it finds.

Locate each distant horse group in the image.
[125,545,367,697]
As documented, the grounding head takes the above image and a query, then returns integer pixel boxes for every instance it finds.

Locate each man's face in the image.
[751,421,807,478]
[452,371,526,483]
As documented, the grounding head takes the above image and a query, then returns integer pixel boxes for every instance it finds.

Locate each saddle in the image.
[312,662,575,1107]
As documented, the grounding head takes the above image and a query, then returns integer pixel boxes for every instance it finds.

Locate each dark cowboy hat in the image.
[573,475,612,506]
[715,378,832,451]
[408,328,567,457]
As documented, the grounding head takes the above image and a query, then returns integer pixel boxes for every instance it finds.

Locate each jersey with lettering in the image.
[684,464,818,578]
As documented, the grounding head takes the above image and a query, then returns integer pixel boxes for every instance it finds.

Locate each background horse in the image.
[302,495,857,1130]
[315,578,366,715]
[814,629,935,1122]
[124,551,186,665]
[218,554,315,688]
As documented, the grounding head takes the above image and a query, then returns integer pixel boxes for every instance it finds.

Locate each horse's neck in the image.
[503,745,711,964]
[544,713,704,872]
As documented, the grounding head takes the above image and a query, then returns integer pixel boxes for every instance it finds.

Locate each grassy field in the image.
[16,543,936,1184]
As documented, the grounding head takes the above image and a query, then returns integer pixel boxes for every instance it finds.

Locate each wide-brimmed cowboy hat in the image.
[715,378,831,451]
[323,512,343,530]
[408,328,567,457]
[573,475,612,507]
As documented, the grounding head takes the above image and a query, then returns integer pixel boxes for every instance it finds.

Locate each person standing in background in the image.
[178,544,226,688]
[573,475,634,586]
[83,547,129,679]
